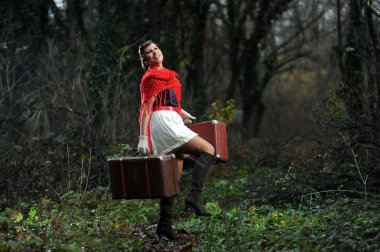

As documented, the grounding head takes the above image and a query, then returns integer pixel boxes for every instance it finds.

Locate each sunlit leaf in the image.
[205,201,222,215]
[248,205,257,211]
[12,212,23,223]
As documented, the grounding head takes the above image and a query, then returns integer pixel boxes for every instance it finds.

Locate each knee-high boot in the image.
[156,196,177,241]
[185,152,215,216]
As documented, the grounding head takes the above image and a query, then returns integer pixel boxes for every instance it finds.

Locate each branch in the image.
[48,0,65,29]
[276,10,326,52]
[367,3,380,17]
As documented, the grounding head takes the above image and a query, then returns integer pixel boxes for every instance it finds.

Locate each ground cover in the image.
[0,163,379,251]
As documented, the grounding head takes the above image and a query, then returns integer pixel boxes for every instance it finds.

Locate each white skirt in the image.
[150,110,197,155]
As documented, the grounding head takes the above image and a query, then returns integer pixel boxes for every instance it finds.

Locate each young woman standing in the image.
[137,40,215,240]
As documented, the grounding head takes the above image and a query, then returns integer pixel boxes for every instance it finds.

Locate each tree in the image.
[0,0,51,138]
[86,0,113,143]
[366,0,380,133]
[184,0,213,117]
[341,0,366,123]
[226,0,291,136]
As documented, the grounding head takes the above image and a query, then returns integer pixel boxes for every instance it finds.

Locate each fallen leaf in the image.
[52,217,61,230]
[249,205,257,211]
[178,243,193,252]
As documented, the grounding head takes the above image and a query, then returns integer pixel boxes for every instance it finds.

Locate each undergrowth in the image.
[0,162,379,251]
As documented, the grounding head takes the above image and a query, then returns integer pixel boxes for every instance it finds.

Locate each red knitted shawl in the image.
[139,66,182,123]
[138,67,182,150]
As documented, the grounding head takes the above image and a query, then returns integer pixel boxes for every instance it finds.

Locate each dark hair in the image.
[138,40,159,70]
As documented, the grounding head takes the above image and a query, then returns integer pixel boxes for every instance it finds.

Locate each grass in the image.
[0,163,379,251]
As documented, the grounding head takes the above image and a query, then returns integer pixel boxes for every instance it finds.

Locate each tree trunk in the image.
[87,0,113,142]
[185,0,211,117]
[164,0,180,71]
[224,0,247,101]
[366,5,380,140]
[336,0,345,76]
[341,0,365,123]
[148,0,167,41]
[240,0,271,136]
[239,0,292,137]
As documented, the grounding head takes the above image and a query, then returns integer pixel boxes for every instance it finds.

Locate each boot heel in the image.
[156,226,177,241]
[184,196,211,217]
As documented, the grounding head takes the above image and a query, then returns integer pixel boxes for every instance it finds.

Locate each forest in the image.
[0,0,380,251]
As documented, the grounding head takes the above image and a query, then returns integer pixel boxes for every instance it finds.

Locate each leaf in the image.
[52,217,62,230]
[29,208,37,219]
[122,226,129,236]
[11,212,23,223]
[248,205,257,211]
[205,202,222,215]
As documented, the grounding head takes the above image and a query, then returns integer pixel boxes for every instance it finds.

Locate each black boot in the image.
[157,196,177,241]
[185,152,215,217]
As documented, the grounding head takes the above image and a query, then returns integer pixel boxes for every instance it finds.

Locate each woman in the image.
[137,40,215,241]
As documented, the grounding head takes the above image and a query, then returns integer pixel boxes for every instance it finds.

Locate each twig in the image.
[80,148,92,204]
[67,144,71,191]
[299,189,380,208]
[341,134,369,202]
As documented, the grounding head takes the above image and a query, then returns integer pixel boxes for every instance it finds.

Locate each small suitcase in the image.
[108,154,179,199]
[187,120,228,162]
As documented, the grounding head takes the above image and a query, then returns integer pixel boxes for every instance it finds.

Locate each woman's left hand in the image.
[181,109,196,124]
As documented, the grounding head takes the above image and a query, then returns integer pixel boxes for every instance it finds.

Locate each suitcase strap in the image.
[119,161,127,198]
[171,156,179,193]
[144,160,152,197]
[172,157,177,185]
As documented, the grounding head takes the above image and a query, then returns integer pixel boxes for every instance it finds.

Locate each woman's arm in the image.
[137,97,155,155]
[140,97,155,135]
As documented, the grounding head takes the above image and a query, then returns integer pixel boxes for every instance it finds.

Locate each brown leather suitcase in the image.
[187,120,228,162]
[108,154,179,199]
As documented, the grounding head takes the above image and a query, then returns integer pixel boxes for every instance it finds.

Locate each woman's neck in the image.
[150,65,163,70]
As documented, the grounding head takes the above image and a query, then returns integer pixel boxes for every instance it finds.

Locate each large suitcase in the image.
[108,154,179,199]
[187,120,228,162]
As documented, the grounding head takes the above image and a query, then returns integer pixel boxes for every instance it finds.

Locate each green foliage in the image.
[327,94,345,121]
[117,45,132,63]
[107,143,132,159]
[205,202,222,216]
[0,191,158,251]
[0,159,379,251]
[179,59,191,70]
[177,199,380,251]
[314,92,346,124]
[207,99,236,126]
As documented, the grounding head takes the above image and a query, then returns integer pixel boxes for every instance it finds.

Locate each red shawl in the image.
[138,67,182,149]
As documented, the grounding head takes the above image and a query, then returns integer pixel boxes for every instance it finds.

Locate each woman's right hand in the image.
[181,109,196,124]
[137,135,150,155]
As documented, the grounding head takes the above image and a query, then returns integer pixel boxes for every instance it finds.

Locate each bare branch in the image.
[367,2,380,17]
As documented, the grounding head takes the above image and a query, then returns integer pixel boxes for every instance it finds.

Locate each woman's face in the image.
[143,43,163,68]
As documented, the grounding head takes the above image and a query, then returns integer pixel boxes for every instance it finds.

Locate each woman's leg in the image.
[157,196,177,240]
[176,155,184,182]
[175,136,215,157]
[156,155,185,241]
[175,136,215,216]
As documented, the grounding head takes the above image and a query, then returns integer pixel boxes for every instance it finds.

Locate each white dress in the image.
[150,110,197,155]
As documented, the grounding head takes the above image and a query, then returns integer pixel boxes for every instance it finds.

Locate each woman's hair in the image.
[138,40,158,70]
